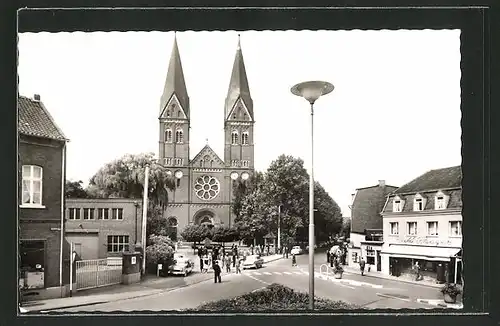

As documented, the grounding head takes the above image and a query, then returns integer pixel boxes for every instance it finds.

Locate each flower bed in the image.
[189,283,359,311]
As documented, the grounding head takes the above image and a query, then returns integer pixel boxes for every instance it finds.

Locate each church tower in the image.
[224,35,255,172]
[158,34,190,192]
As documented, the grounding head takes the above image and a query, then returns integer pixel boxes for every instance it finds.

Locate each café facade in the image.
[380,166,463,284]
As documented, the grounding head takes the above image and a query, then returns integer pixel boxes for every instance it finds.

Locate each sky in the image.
[18,30,462,216]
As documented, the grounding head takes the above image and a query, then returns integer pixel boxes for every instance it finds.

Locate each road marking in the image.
[273,272,282,275]
[245,273,271,285]
[283,272,292,275]
[302,271,309,275]
[294,271,303,275]
[263,272,272,275]
[252,272,262,275]
[376,293,411,302]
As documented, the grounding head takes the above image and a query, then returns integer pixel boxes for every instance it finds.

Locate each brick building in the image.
[348,180,398,271]
[65,199,144,260]
[18,95,71,300]
[380,166,462,284]
[158,34,255,234]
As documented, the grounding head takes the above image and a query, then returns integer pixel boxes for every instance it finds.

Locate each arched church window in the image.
[231,130,239,145]
[242,132,249,145]
[177,110,181,117]
[176,129,184,143]
[166,110,171,117]
[210,160,214,167]
[165,129,173,142]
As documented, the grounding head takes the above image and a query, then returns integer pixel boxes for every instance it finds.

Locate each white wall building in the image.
[380,166,462,284]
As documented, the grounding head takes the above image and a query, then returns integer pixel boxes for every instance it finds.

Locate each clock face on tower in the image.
[194,175,220,200]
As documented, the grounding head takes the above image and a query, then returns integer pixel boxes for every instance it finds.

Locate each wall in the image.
[65,199,143,258]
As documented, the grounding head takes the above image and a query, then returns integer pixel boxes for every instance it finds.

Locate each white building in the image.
[380,166,462,284]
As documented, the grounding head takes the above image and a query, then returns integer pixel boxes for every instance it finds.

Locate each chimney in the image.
[33,94,41,101]
[379,180,386,187]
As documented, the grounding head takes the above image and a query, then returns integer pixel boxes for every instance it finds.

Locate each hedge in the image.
[189,283,359,311]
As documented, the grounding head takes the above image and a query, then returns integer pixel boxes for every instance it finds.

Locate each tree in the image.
[180,224,214,253]
[212,225,238,244]
[86,152,175,208]
[145,235,175,275]
[313,182,343,243]
[232,171,264,220]
[65,180,88,198]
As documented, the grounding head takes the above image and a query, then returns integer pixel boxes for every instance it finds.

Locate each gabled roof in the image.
[394,166,462,194]
[160,34,189,118]
[190,144,225,167]
[225,35,253,120]
[351,184,399,234]
[18,96,68,141]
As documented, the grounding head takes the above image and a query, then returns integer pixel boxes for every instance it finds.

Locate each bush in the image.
[146,234,175,266]
[440,283,462,297]
[188,283,358,311]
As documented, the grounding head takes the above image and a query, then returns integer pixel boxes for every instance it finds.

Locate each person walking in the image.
[225,255,232,273]
[235,258,242,274]
[285,246,289,259]
[359,257,366,276]
[213,261,222,283]
[414,261,421,281]
[292,253,297,267]
[326,250,331,264]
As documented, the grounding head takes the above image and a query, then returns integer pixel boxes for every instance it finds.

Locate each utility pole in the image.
[141,166,150,275]
[278,205,281,251]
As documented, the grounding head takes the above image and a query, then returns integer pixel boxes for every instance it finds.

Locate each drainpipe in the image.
[134,202,139,244]
[59,141,67,294]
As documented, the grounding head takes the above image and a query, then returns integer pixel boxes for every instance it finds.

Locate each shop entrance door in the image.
[376,251,381,271]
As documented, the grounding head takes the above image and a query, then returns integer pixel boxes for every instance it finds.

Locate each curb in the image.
[417,298,463,309]
[342,268,442,289]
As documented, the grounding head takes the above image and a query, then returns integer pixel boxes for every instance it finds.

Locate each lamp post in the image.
[291,80,334,310]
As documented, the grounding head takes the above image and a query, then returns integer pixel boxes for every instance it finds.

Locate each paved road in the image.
[50,253,456,312]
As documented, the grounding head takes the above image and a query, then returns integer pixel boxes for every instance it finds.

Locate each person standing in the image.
[213,261,222,283]
[225,255,232,273]
[285,246,289,259]
[414,261,421,281]
[292,253,297,267]
[235,258,242,274]
[326,250,331,264]
[359,257,366,276]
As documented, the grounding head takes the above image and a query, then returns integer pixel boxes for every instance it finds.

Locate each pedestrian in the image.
[213,261,222,283]
[359,257,366,276]
[225,255,232,273]
[292,253,297,267]
[251,244,254,255]
[285,246,289,259]
[414,261,421,281]
[236,258,242,274]
[326,250,330,264]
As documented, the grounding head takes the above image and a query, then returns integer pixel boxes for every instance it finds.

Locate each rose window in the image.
[194,175,220,200]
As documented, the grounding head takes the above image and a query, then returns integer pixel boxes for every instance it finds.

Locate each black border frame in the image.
[1,2,498,326]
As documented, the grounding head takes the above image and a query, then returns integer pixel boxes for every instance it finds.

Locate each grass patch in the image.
[189,283,359,311]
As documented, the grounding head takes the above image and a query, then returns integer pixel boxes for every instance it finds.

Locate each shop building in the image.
[65,198,144,260]
[380,166,462,284]
[348,180,398,271]
[18,95,71,300]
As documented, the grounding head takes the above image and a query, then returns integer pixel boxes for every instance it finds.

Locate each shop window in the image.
[407,221,417,235]
[389,222,399,235]
[449,221,462,236]
[366,256,375,265]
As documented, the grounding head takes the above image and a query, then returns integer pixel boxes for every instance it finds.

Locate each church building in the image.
[158,34,255,235]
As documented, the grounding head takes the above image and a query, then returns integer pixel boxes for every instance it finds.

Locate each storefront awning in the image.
[382,245,461,262]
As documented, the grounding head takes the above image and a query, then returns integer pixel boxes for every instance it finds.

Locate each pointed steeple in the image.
[225,34,253,120]
[160,33,189,118]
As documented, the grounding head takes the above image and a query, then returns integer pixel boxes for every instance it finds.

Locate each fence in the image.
[75,258,123,291]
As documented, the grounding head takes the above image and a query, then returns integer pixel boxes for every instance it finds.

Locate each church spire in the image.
[160,32,189,118]
[225,34,253,120]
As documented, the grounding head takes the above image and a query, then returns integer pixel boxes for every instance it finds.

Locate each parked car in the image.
[169,253,194,277]
[242,255,264,269]
[290,246,303,255]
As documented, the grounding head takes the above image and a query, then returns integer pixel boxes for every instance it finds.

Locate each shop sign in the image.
[394,236,452,247]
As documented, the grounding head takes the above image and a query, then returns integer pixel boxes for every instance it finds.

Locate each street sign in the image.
[158,264,163,270]
[131,257,136,265]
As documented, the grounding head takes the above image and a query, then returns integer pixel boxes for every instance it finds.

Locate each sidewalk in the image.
[20,254,282,313]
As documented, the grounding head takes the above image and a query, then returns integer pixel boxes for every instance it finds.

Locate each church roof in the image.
[225,35,253,120]
[160,34,190,118]
[191,144,225,167]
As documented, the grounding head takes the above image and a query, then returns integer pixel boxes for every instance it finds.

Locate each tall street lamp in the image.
[291,80,334,310]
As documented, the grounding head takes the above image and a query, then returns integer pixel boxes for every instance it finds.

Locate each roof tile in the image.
[18,96,67,141]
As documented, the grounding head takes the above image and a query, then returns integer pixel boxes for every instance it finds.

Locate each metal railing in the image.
[75,258,123,291]
[319,264,332,280]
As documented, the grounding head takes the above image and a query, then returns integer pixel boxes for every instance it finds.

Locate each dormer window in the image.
[242,132,249,145]
[231,130,239,145]
[435,191,448,210]
[175,129,184,143]
[413,193,426,211]
[392,196,404,212]
[165,129,173,143]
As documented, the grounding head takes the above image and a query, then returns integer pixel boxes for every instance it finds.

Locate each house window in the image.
[389,222,399,235]
[407,222,417,235]
[165,129,173,142]
[242,132,249,145]
[112,208,123,220]
[175,129,184,143]
[436,196,446,209]
[414,198,424,211]
[21,165,43,206]
[107,235,130,253]
[427,221,438,236]
[68,208,81,220]
[98,208,109,220]
[351,252,358,263]
[83,208,95,220]
[231,130,239,145]
[393,199,402,212]
[450,221,462,236]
